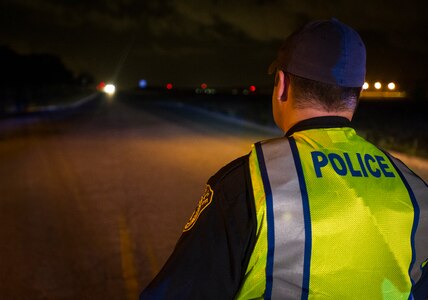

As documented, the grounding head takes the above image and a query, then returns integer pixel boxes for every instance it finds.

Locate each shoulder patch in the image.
[183,184,214,232]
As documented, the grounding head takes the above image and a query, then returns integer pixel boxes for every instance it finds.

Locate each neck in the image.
[281,107,353,133]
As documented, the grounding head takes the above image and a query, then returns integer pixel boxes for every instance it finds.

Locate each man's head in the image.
[269,19,366,131]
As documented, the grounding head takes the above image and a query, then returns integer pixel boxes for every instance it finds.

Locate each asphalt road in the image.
[0,93,276,299]
[0,93,427,299]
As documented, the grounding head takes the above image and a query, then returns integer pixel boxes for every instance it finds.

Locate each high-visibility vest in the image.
[235,127,427,299]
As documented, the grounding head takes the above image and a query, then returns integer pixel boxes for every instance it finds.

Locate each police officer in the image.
[140,19,428,299]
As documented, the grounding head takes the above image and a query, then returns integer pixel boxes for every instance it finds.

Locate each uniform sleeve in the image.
[140,155,257,300]
[412,259,428,300]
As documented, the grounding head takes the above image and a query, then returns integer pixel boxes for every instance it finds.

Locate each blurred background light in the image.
[104,83,116,95]
[139,79,148,89]
[96,81,106,91]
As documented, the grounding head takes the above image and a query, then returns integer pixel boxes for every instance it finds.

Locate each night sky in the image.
[1,0,428,90]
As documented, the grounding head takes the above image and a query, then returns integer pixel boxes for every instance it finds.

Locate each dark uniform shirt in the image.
[141,152,255,299]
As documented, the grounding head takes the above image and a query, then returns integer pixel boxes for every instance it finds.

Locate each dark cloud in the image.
[1,0,427,89]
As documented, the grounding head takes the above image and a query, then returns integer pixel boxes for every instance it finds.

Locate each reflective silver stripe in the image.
[259,138,306,299]
[387,154,428,283]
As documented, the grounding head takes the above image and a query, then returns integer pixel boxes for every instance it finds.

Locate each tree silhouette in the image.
[0,46,75,87]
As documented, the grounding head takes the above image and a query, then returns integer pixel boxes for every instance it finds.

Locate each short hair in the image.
[287,73,361,112]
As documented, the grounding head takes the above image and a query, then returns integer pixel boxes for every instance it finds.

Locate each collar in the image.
[285,116,352,137]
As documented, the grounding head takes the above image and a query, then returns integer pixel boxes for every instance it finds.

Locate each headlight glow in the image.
[104,84,116,95]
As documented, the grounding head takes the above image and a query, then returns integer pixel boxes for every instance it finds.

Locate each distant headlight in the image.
[104,84,116,95]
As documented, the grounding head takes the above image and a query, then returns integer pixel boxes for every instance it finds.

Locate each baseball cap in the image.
[268,18,366,88]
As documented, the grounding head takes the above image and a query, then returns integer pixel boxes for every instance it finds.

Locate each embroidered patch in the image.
[183,184,214,232]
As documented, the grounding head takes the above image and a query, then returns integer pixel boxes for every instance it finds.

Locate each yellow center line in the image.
[118,214,139,300]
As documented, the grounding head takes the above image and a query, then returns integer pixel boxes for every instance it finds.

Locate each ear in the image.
[273,70,289,101]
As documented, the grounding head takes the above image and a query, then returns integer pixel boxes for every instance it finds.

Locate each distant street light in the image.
[388,82,396,90]
[363,82,369,90]
[374,82,382,90]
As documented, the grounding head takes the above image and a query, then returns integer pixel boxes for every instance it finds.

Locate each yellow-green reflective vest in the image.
[236,127,427,300]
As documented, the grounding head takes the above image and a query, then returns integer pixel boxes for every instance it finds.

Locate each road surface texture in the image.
[0,93,427,299]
